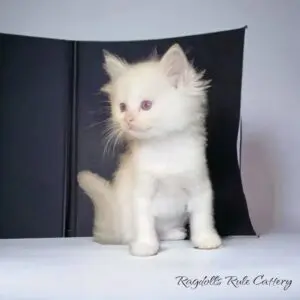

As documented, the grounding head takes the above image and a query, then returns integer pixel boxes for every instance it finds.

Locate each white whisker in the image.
[101,120,124,158]
[87,119,110,129]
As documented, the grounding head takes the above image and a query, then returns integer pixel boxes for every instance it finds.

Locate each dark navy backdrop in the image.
[0,28,256,238]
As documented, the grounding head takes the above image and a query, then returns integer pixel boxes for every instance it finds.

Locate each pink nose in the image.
[125,114,134,124]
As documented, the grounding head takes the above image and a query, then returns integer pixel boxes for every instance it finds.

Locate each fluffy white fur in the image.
[77,44,222,256]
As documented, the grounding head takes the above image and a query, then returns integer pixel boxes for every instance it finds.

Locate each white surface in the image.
[0,235,299,299]
[0,0,300,234]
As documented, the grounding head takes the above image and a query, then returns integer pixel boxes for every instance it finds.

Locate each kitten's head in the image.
[101,44,210,141]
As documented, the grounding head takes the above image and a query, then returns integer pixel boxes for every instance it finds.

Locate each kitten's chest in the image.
[135,137,203,176]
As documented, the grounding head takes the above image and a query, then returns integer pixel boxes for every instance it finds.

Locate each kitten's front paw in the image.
[129,240,159,257]
[192,230,222,249]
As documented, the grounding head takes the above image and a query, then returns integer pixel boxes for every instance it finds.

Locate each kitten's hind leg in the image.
[160,227,187,241]
[157,216,188,241]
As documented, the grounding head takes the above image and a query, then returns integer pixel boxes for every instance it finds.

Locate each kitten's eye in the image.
[140,100,152,111]
[120,102,126,112]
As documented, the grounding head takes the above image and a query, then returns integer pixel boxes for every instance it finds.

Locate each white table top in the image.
[0,233,299,299]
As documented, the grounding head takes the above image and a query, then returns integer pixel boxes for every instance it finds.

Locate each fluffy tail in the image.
[77,171,123,244]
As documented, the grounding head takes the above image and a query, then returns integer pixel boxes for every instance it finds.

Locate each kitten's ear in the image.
[159,44,189,87]
[102,50,128,80]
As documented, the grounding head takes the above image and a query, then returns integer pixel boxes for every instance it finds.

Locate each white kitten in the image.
[78,44,222,256]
